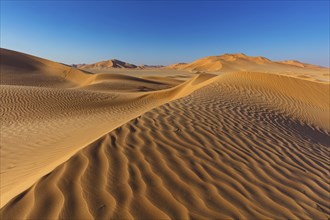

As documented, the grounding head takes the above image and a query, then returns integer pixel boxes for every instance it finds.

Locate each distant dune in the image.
[138,64,165,69]
[75,59,139,70]
[166,62,188,70]
[165,53,329,81]
[1,48,329,219]
[278,59,323,68]
[75,61,166,72]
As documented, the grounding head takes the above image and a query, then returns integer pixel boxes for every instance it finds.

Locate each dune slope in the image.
[1,71,329,219]
[0,48,94,87]
[0,48,218,208]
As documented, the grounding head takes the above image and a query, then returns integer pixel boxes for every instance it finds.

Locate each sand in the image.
[0,48,329,219]
[166,53,330,82]
[76,59,139,70]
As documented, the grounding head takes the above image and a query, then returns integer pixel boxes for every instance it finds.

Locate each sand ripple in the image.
[1,72,329,219]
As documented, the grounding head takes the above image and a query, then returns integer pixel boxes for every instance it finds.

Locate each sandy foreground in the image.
[0,48,329,219]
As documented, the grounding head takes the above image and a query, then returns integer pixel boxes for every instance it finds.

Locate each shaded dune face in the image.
[0,48,94,87]
[1,73,329,219]
[1,49,42,72]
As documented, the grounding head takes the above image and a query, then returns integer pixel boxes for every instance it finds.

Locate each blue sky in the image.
[1,1,329,66]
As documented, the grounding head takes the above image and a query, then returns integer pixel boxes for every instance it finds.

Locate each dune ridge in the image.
[1,71,329,219]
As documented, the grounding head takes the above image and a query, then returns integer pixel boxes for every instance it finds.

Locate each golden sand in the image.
[1,48,329,219]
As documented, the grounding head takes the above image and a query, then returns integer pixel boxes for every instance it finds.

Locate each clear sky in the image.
[1,0,329,66]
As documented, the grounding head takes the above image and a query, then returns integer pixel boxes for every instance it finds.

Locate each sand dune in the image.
[1,48,94,87]
[165,62,188,70]
[278,60,324,69]
[166,53,330,82]
[0,48,218,208]
[1,49,329,219]
[76,59,139,71]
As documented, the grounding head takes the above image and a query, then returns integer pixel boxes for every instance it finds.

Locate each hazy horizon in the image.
[1,1,329,66]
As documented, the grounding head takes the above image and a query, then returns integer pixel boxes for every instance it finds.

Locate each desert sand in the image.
[75,59,139,70]
[0,48,329,219]
[166,53,329,82]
